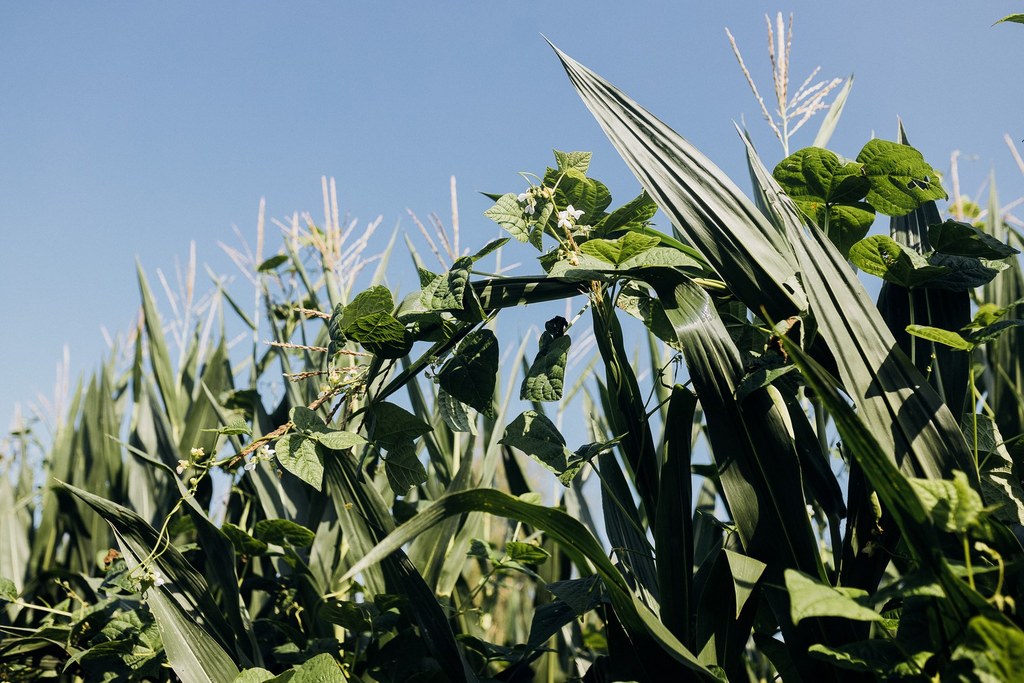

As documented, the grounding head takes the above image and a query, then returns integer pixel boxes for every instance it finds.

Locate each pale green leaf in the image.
[312,429,367,451]
[505,541,550,565]
[554,149,592,174]
[905,324,975,351]
[785,569,881,624]
[907,470,985,533]
[579,232,660,265]
[484,193,531,242]
[274,434,324,491]
[848,235,948,287]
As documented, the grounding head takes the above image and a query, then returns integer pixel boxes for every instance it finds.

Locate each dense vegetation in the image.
[2,16,1024,683]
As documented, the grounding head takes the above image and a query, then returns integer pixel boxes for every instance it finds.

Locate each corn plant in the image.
[3,16,1024,683]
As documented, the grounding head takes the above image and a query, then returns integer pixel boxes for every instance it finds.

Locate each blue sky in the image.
[2,3,1022,430]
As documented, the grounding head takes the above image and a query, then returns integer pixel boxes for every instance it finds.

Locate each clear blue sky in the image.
[2,3,1022,430]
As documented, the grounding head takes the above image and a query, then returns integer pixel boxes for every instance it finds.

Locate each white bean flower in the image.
[557,205,584,230]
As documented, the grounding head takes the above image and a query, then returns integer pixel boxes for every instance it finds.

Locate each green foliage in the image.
[5,19,1024,683]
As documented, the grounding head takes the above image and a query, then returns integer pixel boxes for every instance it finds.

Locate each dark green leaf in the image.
[61,483,240,682]
[500,411,572,475]
[598,191,659,232]
[384,440,428,496]
[421,257,474,313]
[370,402,432,450]
[926,253,1008,291]
[471,237,510,261]
[221,523,269,556]
[437,328,498,418]
[967,319,1024,345]
[289,406,324,433]
[929,219,1019,258]
[256,254,289,272]
[437,387,474,433]
[340,487,718,679]
[773,147,874,256]
[253,519,316,548]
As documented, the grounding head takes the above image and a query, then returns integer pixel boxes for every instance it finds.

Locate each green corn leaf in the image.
[994,13,1024,25]
[137,263,183,431]
[744,136,978,485]
[62,482,240,682]
[322,453,476,681]
[339,488,719,680]
[550,42,808,321]
[812,75,854,149]
[655,386,697,646]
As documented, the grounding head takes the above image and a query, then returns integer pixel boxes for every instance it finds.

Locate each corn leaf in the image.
[338,488,718,681]
[550,42,807,321]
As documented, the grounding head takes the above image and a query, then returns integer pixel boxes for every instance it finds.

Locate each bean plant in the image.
[3,18,1024,683]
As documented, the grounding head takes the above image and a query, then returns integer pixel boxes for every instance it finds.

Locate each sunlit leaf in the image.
[274,434,323,491]
[856,139,946,216]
